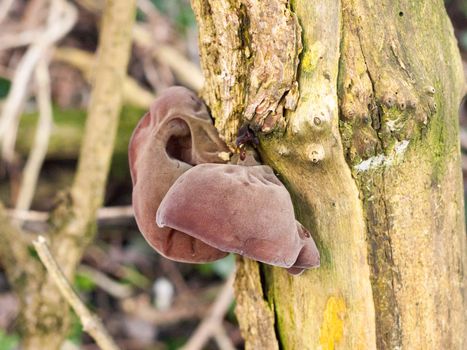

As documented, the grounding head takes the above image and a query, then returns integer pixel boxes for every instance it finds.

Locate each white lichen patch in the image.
[354,140,409,172]
[354,154,389,172]
[394,140,409,153]
[385,119,401,132]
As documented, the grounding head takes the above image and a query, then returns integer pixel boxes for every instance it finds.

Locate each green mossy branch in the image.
[16,106,144,161]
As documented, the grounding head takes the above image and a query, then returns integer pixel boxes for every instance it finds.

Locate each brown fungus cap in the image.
[156,163,320,273]
[129,86,229,262]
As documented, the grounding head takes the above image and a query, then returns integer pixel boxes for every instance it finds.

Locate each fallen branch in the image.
[33,236,121,350]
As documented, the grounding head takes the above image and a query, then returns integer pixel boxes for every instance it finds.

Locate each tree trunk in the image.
[191,0,466,349]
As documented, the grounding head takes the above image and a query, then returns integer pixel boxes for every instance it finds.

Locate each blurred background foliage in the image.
[0,0,465,349]
[148,0,195,32]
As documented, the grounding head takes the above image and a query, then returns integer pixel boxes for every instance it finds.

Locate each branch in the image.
[52,47,155,108]
[75,0,203,92]
[7,205,134,228]
[0,0,14,24]
[132,25,204,92]
[0,29,43,51]
[55,0,136,246]
[0,0,77,161]
[121,296,209,326]
[16,57,53,210]
[212,326,236,350]
[182,272,235,350]
[77,265,133,299]
[33,236,120,350]
[0,204,34,284]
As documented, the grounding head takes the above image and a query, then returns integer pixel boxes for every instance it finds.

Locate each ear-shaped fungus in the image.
[156,164,320,274]
[129,86,229,262]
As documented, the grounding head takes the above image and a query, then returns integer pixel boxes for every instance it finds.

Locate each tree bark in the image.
[191,0,466,349]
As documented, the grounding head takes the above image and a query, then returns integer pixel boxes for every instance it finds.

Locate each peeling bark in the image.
[192,0,302,141]
[192,0,466,349]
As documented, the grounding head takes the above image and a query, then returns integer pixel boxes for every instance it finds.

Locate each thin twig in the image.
[98,206,135,222]
[6,208,49,222]
[77,265,133,299]
[16,57,53,210]
[132,25,204,92]
[0,0,14,24]
[161,259,191,294]
[121,294,211,326]
[0,29,44,51]
[155,45,204,92]
[33,236,121,350]
[142,54,169,92]
[136,0,164,22]
[0,0,77,161]
[213,326,236,350]
[52,47,155,108]
[182,272,236,350]
[6,205,134,225]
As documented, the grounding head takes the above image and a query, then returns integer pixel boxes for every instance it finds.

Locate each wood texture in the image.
[192,0,466,348]
[339,1,466,348]
[192,0,302,143]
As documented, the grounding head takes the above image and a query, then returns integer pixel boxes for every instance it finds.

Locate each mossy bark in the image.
[191,0,466,349]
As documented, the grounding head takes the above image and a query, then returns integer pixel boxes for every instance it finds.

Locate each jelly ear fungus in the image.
[129,86,228,262]
[129,86,320,274]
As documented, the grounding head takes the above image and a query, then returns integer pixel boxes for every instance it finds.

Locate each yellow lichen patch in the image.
[301,41,325,73]
[301,51,314,73]
[318,296,347,350]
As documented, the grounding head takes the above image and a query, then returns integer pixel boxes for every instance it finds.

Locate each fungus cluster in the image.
[129,86,320,275]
